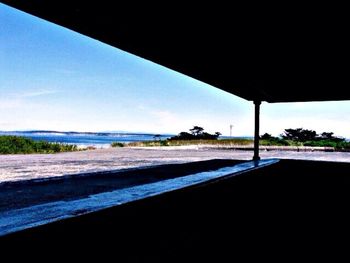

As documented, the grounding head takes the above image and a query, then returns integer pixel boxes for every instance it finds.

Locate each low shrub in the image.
[111,142,125,147]
[0,136,78,154]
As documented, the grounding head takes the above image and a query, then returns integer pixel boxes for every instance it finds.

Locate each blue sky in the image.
[1,3,349,137]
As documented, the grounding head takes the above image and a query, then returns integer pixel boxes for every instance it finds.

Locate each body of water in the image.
[0,131,172,148]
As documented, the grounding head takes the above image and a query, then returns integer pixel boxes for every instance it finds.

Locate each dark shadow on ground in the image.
[0,159,242,212]
[2,159,350,261]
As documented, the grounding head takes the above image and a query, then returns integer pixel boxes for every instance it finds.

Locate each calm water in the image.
[0,131,172,148]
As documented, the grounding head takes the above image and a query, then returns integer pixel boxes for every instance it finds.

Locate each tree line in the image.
[261,128,349,149]
[168,126,349,150]
[169,126,221,140]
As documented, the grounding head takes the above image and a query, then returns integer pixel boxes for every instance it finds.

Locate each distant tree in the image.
[169,127,221,140]
[201,132,215,139]
[320,132,334,139]
[179,132,195,140]
[260,133,273,140]
[189,126,204,136]
[300,130,317,141]
[318,132,344,142]
[215,132,222,138]
[169,132,195,140]
[281,128,317,142]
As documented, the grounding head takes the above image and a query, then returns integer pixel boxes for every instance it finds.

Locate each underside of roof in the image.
[2,1,349,103]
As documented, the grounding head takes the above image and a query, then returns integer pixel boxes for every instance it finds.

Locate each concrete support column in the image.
[253,100,261,161]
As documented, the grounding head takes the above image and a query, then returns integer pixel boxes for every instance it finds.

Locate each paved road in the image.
[1,146,350,183]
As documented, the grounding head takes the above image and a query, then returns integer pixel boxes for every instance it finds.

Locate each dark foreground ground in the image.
[0,159,242,212]
[2,159,350,261]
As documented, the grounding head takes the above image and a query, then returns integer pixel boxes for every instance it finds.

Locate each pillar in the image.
[253,100,261,161]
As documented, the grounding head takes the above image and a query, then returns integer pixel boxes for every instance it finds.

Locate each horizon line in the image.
[0,129,254,137]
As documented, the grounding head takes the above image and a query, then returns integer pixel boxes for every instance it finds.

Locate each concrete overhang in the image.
[2,1,349,103]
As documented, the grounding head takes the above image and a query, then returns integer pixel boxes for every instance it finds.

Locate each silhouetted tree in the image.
[169,132,195,140]
[169,127,221,140]
[281,128,317,142]
[260,133,273,140]
[215,132,222,138]
[179,132,195,140]
[190,126,204,136]
[320,132,334,140]
[319,132,344,142]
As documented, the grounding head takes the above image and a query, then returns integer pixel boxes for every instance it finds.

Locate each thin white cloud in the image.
[19,89,58,98]
[0,89,58,110]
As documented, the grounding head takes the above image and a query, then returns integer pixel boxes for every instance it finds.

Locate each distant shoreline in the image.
[1,131,349,154]
[0,132,173,151]
[0,130,175,137]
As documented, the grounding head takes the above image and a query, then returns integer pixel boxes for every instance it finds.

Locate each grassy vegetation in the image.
[125,138,350,151]
[304,140,350,150]
[260,138,350,150]
[166,138,253,146]
[111,142,125,147]
[126,140,169,147]
[260,138,290,146]
[126,138,253,147]
[0,136,78,154]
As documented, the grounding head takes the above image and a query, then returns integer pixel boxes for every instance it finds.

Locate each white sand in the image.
[1,147,350,183]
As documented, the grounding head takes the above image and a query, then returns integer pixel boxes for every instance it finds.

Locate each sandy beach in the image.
[1,146,350,183]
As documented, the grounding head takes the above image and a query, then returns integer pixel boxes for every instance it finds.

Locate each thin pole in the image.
[253,100,261,161]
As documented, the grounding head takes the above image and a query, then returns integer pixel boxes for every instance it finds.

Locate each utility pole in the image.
[230,124,233,137]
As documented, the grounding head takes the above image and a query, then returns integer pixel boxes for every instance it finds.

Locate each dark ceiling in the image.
[2,1,349,102]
